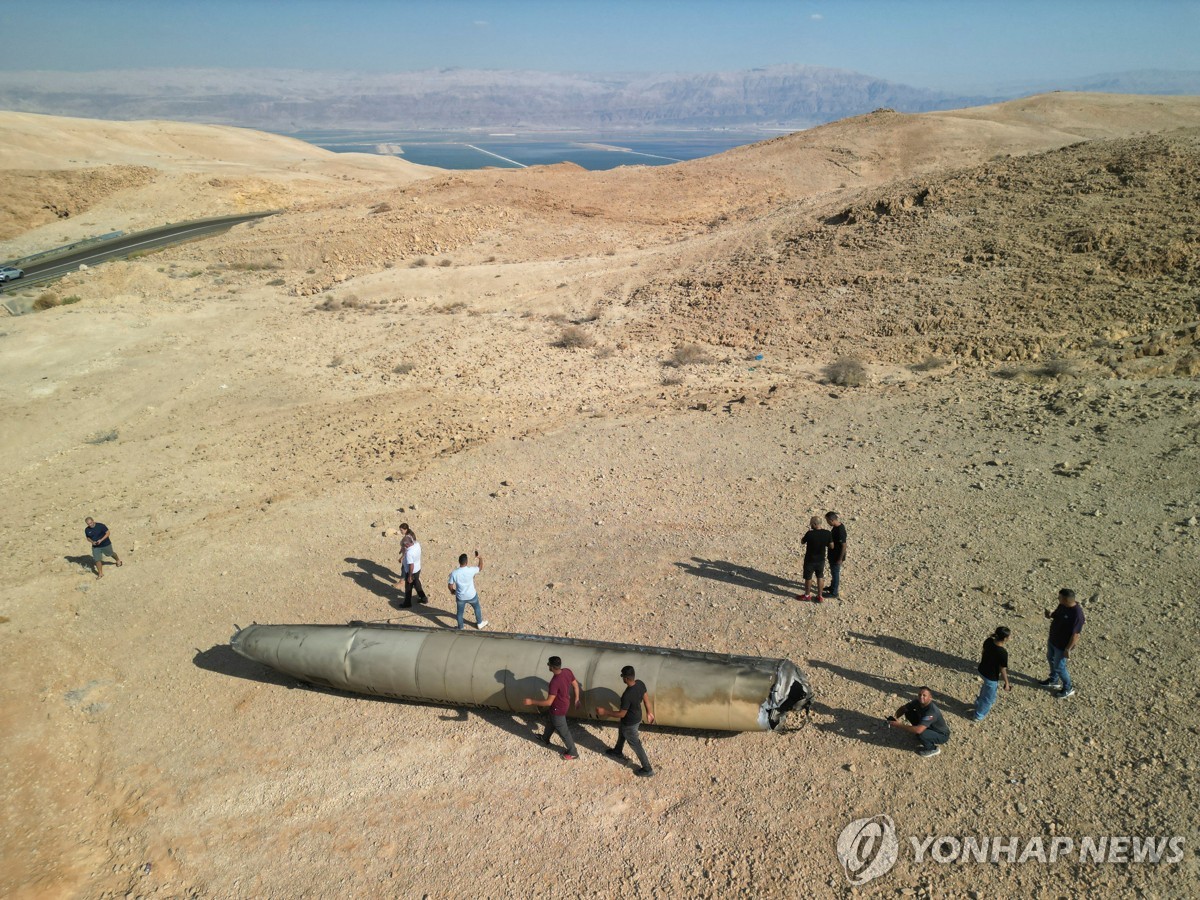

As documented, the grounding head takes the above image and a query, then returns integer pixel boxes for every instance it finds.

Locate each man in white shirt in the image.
[400,533,428,608]
[448,550,488,630]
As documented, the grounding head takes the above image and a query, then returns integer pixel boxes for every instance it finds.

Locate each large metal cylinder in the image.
[230,623,811,732]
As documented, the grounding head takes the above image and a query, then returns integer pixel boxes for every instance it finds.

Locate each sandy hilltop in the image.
[1,94,1198,898]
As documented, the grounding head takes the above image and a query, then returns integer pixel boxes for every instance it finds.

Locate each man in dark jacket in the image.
[888,687,951,758]
[1042,588,1084,700]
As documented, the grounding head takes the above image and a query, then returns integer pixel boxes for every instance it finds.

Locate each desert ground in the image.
[1,95,1198,898]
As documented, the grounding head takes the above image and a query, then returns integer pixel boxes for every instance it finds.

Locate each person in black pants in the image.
[400,533,428,607]
[825,511,848,599]
[598,665,656,777]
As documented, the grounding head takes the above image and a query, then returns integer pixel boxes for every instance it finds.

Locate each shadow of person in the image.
[343,561,397,603]
[808,700,909,751]
[674,557,803,599]
[847,631,1037,684]
[346,557,401,584]
[65,554,95,571]
[807,659,976,719]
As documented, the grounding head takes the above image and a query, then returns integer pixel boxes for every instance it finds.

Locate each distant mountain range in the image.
[0,65,1196,132]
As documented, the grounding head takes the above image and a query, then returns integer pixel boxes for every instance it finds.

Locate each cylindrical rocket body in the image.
[230,623,809,732]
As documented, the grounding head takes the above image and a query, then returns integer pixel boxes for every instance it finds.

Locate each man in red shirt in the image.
[523,656,581,760]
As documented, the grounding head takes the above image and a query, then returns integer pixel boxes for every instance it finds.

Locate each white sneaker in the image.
[477,620,489,630]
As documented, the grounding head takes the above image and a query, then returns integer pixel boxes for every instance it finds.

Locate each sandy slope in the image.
[0,95,1198,898]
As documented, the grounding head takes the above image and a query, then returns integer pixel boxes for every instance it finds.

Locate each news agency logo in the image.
[836,815,1187,885]
[836,815,900,885]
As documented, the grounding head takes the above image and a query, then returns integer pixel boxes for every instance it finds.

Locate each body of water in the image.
[280,130,782,170]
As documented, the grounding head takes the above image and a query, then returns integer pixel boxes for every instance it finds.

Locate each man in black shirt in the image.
[888,686,951,757]
[797,516,833,602]
[598,665,655,777]
[825,511,848,599]
[83,517,122,578]
[971,627,1011,722]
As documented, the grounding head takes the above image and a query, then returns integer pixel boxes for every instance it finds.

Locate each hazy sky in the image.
[4,0,1197,91]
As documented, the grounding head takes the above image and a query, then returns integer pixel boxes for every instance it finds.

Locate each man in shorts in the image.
[84,517,122,578]
[797,516,833,602]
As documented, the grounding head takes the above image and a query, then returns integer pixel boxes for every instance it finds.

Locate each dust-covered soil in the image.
[1,94,1198,899]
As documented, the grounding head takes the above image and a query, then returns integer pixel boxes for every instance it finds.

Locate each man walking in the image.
[83,517,122,578]
[523,656,580,761]
[796,516,833,602]
[1042,588,1084,699]
[888,686,951,757]
[598,665,655,777]
[400,532,428,607]
[448,550,488,630]
[971,626,1012,722]
[825,511,848,599]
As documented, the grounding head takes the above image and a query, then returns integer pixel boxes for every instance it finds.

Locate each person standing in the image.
[971,627,1012,722]
[397,522,413,584]
[83,517,122,578]
[598,665,655,777]
[448,551,489,630]
[825,511,848,599]
[400,532,428,607]
[522,656,580,761]
[888,686,951,757]
[796,516,833,602]
[1042,588,1084,699]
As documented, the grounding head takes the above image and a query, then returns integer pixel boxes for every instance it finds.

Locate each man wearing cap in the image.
[400,530,428,608]
[522,656,580,760]
[598,665,655,777]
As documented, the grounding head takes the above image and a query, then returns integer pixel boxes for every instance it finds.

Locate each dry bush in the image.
[824,357,867,387]
[62,296,82,305]
[85,429,118,444]
[665,343,714,367]
[328,355,345,368]
[546,312,568,324]
[595,345,615,359]
[911,355,948,372]
[369,202,392,215]
[317,297,342,311]
[225,261,280,272]
[393,362,415,375]
[437,258,453,267]
[411,257,429,268]
[993,365,1024,380]
[433,301,468,314]
[33,292,61,310]
[661,373,685,386]
[342,294,361,308]
[555,326,596,349]
[1033,356,1078,379]
[267,278,285,286]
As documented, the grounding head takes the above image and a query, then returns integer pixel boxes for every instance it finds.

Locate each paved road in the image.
[1,211,276,292]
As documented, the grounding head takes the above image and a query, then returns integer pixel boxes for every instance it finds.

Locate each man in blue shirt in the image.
[1041,588,1085,699]
[84,517,122,578]
[447,550,488,630]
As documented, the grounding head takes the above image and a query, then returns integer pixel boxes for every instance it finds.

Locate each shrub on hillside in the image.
[825,357,867,387]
